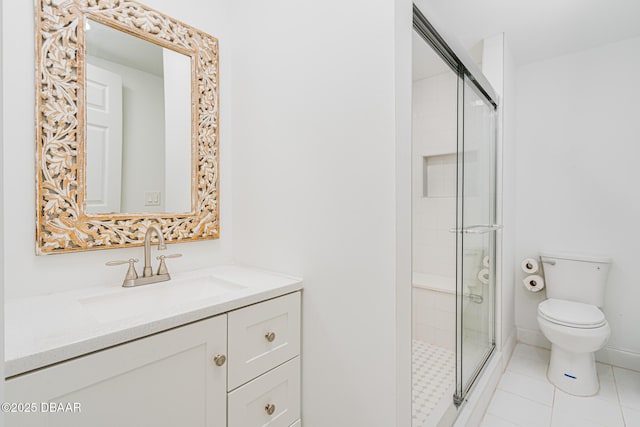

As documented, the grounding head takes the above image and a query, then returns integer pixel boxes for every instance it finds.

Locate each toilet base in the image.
[548,344,599,396]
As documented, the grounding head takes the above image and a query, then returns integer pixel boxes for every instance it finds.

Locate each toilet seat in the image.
[538,298,606,329]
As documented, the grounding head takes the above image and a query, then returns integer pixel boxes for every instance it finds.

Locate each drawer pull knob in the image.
[213,354,226,366]
[265,331,276,342]
[265,403,276,415]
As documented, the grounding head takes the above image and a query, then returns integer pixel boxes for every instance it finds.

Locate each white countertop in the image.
[5,264,303,378]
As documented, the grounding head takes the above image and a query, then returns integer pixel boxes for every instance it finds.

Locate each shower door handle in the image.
[449,224,503,234]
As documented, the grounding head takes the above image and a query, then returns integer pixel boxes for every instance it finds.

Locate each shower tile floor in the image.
[412,339,456,427]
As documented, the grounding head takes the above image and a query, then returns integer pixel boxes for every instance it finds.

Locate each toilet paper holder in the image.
[541,259,556,266]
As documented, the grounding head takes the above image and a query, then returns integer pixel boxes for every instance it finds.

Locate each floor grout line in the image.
[488,344,636,427]
[612,367,627,427]
[504,364,550,383]
[550,383,556,427]
[487,411,525,427]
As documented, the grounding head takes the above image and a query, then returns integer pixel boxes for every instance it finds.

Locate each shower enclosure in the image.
[411,5,498,426]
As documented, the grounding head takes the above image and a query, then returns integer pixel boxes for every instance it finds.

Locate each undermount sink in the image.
[79,275,246,323]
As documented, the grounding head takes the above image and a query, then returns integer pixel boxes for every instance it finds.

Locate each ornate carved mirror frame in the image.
[35,0,219,254]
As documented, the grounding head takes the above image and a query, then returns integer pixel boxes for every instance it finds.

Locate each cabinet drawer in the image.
[228,357,300,427]
[228,292,300,389]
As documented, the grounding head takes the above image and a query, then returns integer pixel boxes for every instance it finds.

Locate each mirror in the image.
[85,19,192,214]
[35,0,220,254]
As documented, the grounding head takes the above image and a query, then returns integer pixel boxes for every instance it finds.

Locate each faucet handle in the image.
[157,253,182,260]
[106,258,139,287]
[106,258,138,266]
[156,253,182,276]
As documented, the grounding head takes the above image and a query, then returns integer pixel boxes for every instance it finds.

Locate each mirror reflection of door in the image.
[85,19,192,215]
[86,64,123,214]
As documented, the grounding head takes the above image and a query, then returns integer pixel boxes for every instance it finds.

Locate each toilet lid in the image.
[538,298,607,329]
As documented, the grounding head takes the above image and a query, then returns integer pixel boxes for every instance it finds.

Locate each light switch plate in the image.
[144,191,161,206]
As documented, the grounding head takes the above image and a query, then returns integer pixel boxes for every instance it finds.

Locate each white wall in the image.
[501,35,518,355]
[394,2,413,425]
[230,0,401,425]
[482,33,518,356]
[515,36,640,370]
[163,49,192,213]
[411,71,457,355]
[412,72,458,278]
[2,0,233,299]
[118,61,165,214]
[0,0,6,414]
[413,288,455,350]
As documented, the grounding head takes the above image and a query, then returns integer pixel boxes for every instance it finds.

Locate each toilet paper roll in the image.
[521,258,539,274]
[477,268,490,285]
[483,256,490,268]
[523,274,545,292]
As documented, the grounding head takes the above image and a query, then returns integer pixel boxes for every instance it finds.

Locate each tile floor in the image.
[412,340,456,426]
[481,344,640,427]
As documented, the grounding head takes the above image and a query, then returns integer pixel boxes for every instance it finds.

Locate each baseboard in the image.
[518,327,640,372]
[517,327,550,350]
[596,347,640,372]
[500,330,517,371]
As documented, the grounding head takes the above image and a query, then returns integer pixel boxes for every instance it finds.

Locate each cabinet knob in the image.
[213,354,226,366]
[265,331,276,342]
[264,403,276,415]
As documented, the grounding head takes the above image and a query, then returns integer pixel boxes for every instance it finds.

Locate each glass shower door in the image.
[454,74,498,405]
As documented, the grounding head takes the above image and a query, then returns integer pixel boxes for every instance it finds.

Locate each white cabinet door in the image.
[228,292,301,390]
[228,357,300,427]
[5,315,227,427]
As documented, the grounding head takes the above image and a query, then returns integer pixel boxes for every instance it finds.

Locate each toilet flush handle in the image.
[541,259,556,266]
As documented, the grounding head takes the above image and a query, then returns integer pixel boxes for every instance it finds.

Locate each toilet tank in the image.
[540,251,611,307]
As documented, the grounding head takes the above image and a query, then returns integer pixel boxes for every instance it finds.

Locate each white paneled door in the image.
[85,63,123,214]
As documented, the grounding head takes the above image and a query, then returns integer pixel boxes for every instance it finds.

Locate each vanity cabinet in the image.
[5,292,301,427]
[228,357,301,427]
[227,292,301,427]
[5,314,227,427]
[228,291,301,390]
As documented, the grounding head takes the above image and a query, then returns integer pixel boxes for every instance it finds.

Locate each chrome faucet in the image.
[106,225,181,287]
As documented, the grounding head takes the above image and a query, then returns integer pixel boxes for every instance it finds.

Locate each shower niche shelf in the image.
[423,153,457,198]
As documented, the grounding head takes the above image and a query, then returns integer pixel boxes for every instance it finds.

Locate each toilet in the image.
[536,251,611,396]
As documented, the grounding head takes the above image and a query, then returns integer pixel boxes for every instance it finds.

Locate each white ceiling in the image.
[421,0,640,65]
[86,19,164,77]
